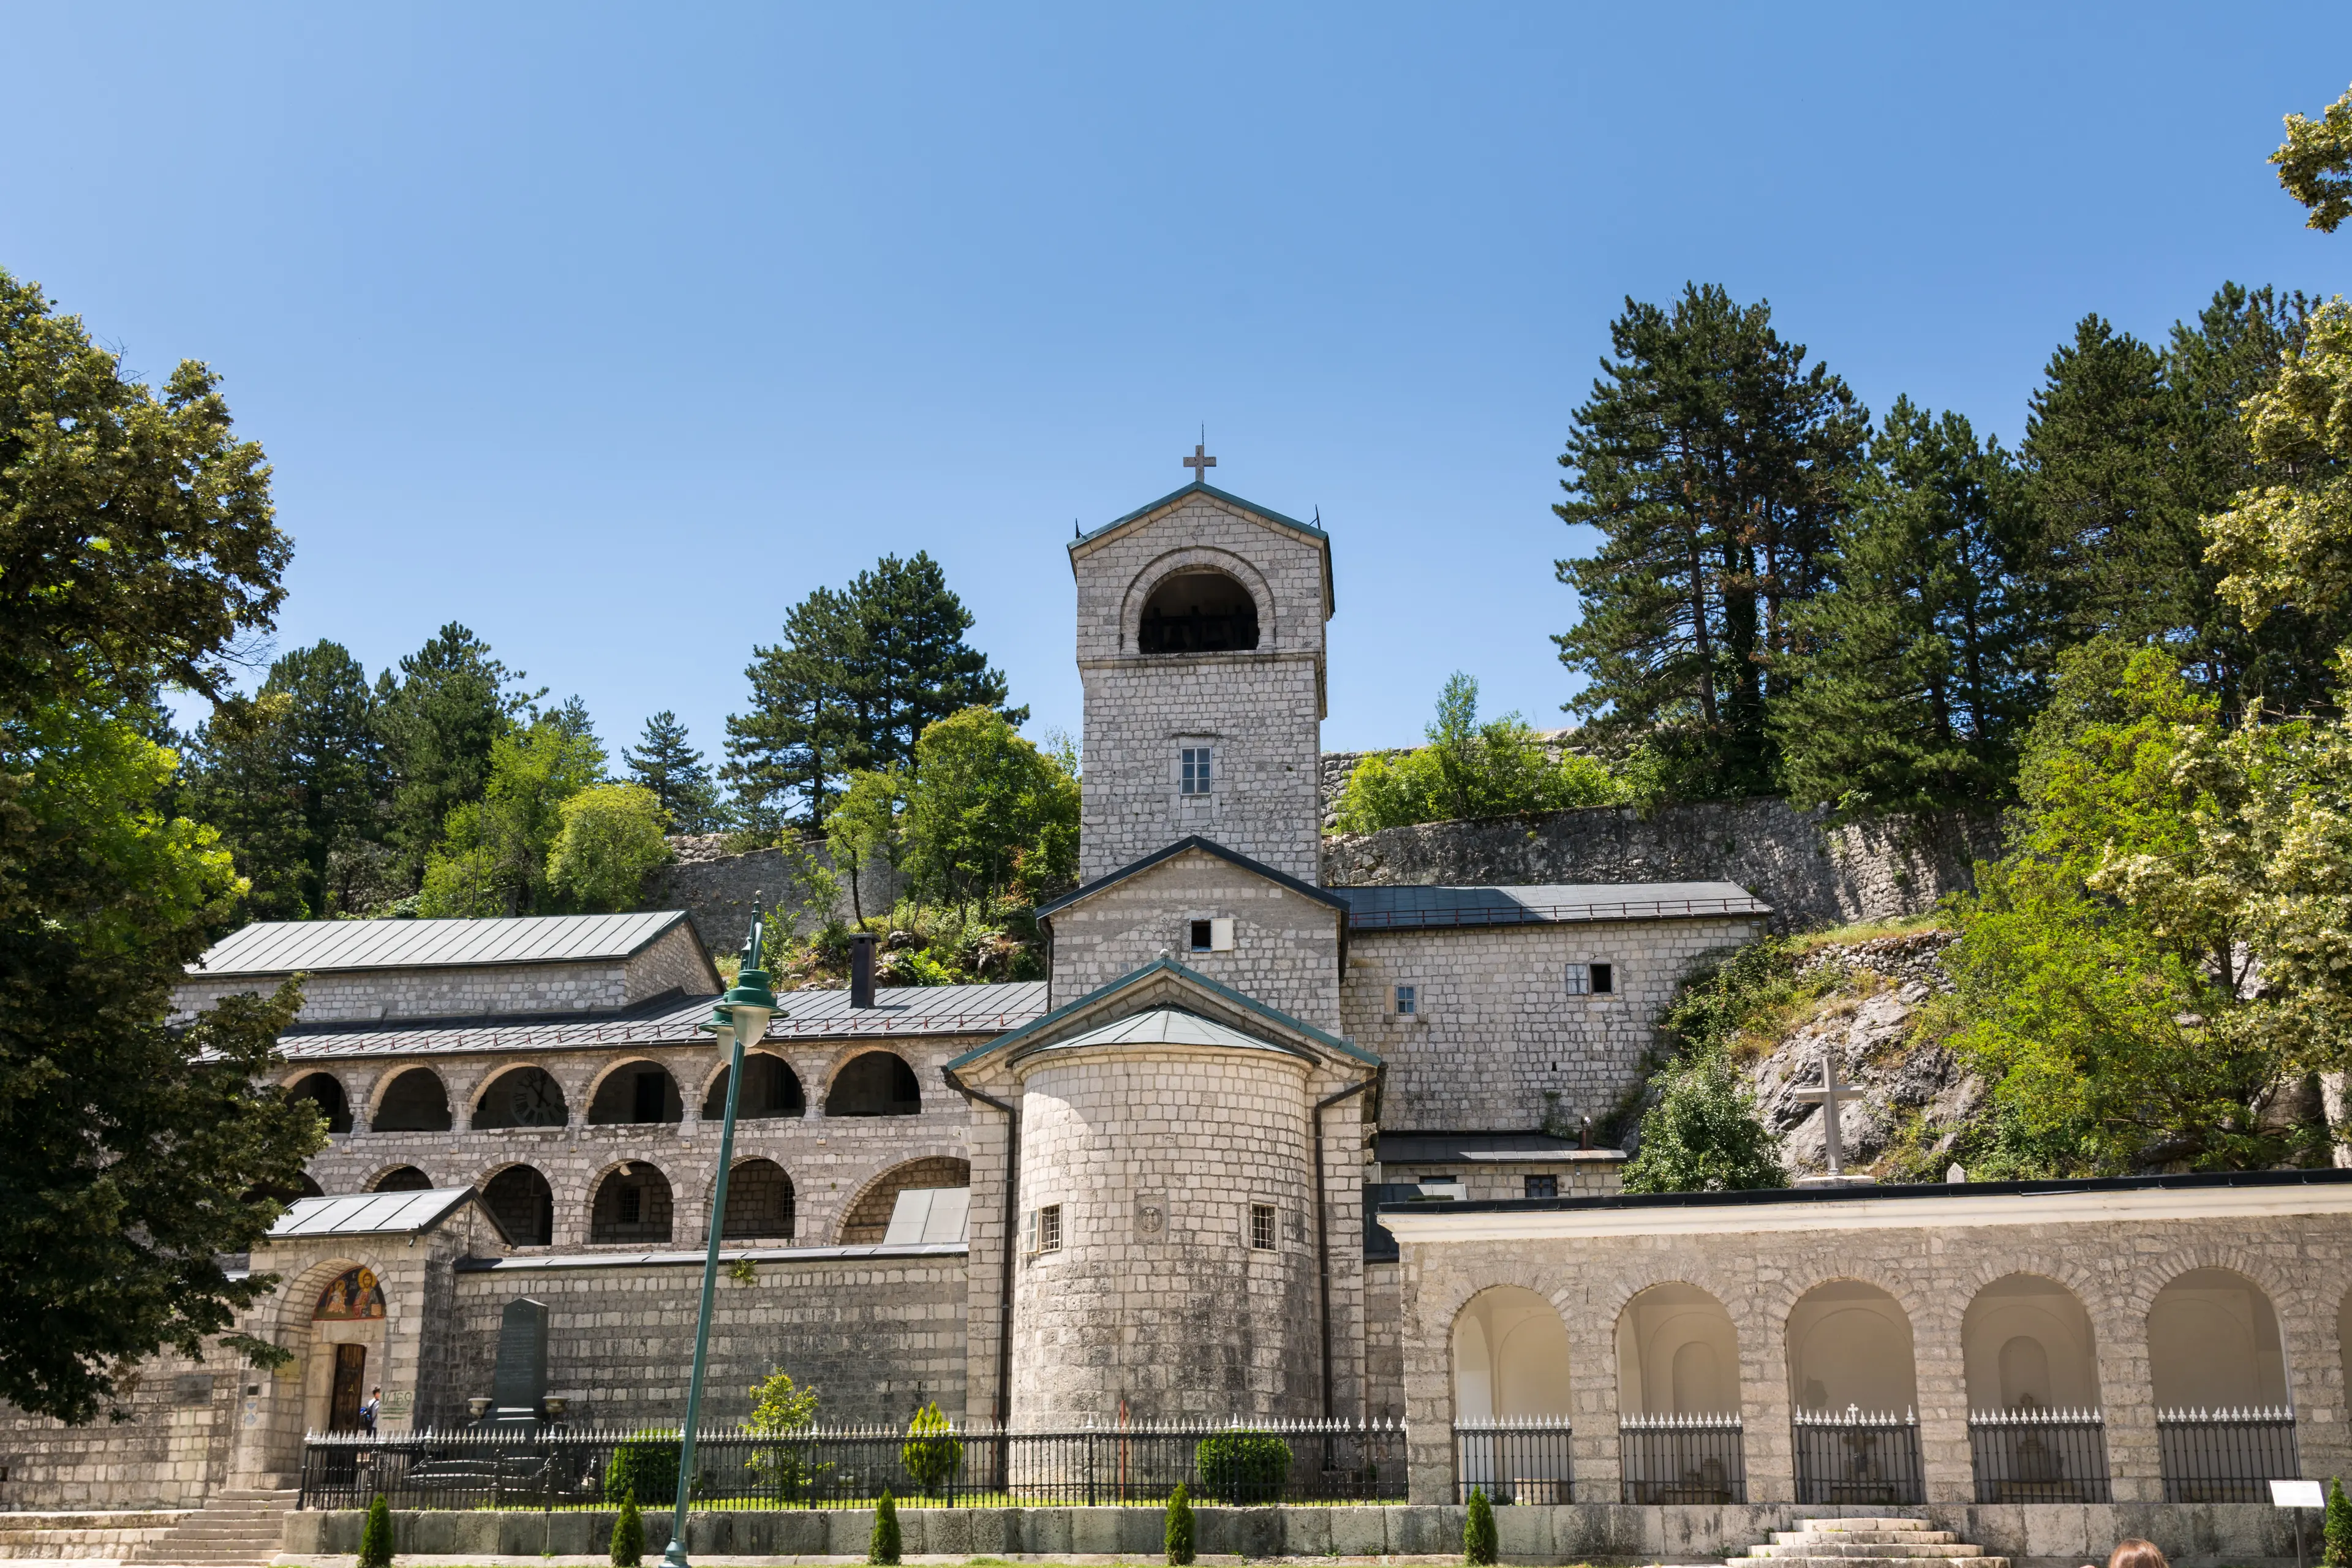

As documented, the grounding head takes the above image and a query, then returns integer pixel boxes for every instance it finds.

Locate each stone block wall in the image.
[0,1351,235,1510]
[444,1246,969,1428]
[178,957,636,1025]
[1323,797,2002,933]
[649,837,904,958]
[1345,914,1768,1131]
[1047,848,1344,1030]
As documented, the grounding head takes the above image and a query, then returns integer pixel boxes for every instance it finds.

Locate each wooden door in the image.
[328,1343,367,1430]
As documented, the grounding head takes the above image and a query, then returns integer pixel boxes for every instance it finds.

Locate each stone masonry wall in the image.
[649,837,905,959]
[1344,914,1770,1131]
[1047,848,1343,1031]
[0,1348,237,1510]
[445,1248,968,1428]
[1324,797,2002,933]
[176,957,636,1025]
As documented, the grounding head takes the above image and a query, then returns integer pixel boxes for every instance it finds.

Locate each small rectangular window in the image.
[1591,962,1615,995]
[1564,963,1590,996]
[619,1185,643,1224]
[1190,919,1213,951]
[1393,984,1416,1017]
[1038,1204,1063,1253]
[1180,746,1214,795]
[1249,1203,1276,1251]
[1524,1175,1559,1199]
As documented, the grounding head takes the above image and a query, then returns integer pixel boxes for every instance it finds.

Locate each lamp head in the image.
[713,894,780,1045]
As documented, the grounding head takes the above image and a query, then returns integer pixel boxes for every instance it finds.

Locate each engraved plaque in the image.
[1135,1193,1167,1237]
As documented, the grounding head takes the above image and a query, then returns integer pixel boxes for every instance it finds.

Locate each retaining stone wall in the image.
[649,837,904,959]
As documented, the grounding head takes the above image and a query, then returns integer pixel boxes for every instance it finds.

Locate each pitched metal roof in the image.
[949,956,1377,1070]
[267,1187,480,1238]
[273,981,1049,1060]
[1009,1005,1306,1063]
[1333,881,1771,931]
[192,912,694,976]
[1068,479,1335,616]
[1034,835,1348,920]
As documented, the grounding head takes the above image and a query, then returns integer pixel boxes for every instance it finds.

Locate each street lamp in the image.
[663,900,779,1568]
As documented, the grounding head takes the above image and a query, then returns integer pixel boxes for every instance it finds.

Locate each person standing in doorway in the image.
[359,1385,380,1436]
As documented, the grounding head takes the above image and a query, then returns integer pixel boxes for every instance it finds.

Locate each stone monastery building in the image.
[15,467,2352,1553]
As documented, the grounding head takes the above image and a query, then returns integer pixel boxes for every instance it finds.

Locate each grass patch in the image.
[1786,908,1954,954]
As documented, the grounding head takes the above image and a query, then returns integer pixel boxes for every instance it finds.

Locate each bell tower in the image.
[1066,461,1333,884]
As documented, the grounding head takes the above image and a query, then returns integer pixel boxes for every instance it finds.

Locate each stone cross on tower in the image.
[1793,1040,1866,1180]
[1184,442,1216,484]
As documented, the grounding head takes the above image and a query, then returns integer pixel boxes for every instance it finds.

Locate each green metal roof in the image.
[1072,478,1329,549]
[1006,1005,1314,1066]
[945,955,1379,1071]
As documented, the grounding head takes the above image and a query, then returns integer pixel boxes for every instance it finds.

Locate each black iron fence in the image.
[1968,1408,2110,1503]
[298,1419,1408,1511]
[1619,1413,1744,1504]
[1451,1419,1573,1504]
[1792,1406,1923,1507]
[2157,1406,2299,1502]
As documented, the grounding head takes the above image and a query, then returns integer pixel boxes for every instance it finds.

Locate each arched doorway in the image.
[304,1265,387,1434]
[483,1164,554,1246]
[837,1157,969,1243]
[287,1073,352,1134]
[1962,1274,2108,1501]
[588,1061,682,1125]
[590,1163,673,1245]
[704,1054,804,1119]
[472,1067,568,1129]
[826,1052,921,1117]
[372,1068,450,1133]
[2150,1268,2295,1501]
[1786,1280,1921,1504]
[1452,1286,1572,1503]
[1615,1283,1744,1503]
[720,1159,795,1241]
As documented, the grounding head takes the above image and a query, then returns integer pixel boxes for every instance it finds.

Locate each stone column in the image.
[1736,1296,1796,1504]
[2285,1291,2352,1485]
[1913,1294,1973,1503]
[1564,1285,1620,1504]
[2094,1298,2162,1504]
[1398,1251,1457,1504]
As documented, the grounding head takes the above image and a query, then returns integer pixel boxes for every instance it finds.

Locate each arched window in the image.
[371,1166,432,1193]
[483,1164,554,1246]
[838,1156,970,1244]
[288,1073,352,1134]
[1139,570,1259,653]
[590,1163,673,1245]
[704,1054,804,1120]
[722,1159,795,1242]
[472,1067,569,1129]
[589,1061,684,1125]
[1962,1273,2101,1411]
[1453,1285,1573,1421]
[1616,1282,1740,1414]
[1787,1279,1923,1506]
[827,1052,921,1117]
[372,1068,451,1133]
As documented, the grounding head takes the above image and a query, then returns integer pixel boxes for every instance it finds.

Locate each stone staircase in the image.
[1730,1517,2010,1568]
[124,1490,295,1566]
[0,1511,189,1561]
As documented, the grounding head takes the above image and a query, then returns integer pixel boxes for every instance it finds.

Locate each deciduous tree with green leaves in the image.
[418,704,607,916]
[1333,673,1621,833]
[546,783,674,913]
[377,624,537,877]
[899,709,1077,905]
[2273,81,2352,233]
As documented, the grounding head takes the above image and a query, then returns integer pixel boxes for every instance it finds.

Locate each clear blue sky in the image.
[5,5,2347,766]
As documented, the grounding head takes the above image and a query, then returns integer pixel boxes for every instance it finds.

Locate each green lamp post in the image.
[662,900,778,1568]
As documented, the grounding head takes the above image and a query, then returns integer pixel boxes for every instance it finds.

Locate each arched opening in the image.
[721,1158,796,1241]
[1452,1286,1572,1502]
[704,1054,804,1120]
[589,1061,684,1125]
[372,1068,451,1133]
[483,1164,554,1246]
[288,1073,352,1134]
[590,1163,673,1245]
[371,1166,432,1193]
[826,1052,921,1117]
[839,1157,970,1243]
[2150,1268,2296,1500]
[1615,1283,1744,1502]
[472,1067,569,1129]
[1962,1274,2108,1502]
[1138,570,1259,654]
[1787,1279,1923,1505]
[306,1264,388,1435]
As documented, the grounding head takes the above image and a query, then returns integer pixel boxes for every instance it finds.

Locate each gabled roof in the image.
[192,912,699,977]
[1069,478,1335,617]
[1035,835,1349,921]
[267,1186,486,1240]
[1333,881,1770,931]
[946,954,1379,1071]
[1009,1005,1313,1065]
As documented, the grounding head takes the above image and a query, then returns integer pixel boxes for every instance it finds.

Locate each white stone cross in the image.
[1184,442,1216,484]
[1793,1041,1864,1176]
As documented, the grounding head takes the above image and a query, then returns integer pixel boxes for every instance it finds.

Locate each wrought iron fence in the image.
[298,1419,1408,1511]
[1452,1418,1573,1504]
[1619,1412,1743,1504]
[1792,1406,1923,1507]
[2156,1406,2299,1502]
[1967,1407,2109,1503]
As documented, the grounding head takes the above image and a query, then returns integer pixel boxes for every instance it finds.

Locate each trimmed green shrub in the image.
[610,1491,643,1568]
[605,1433,682,1507]
[2327,1477,2351,1568]
[1165,1481,1196,1566]
[1194,1429,1292,1504]
[357,1495,393,1568]
[1464,1486,1497,1567]
[869,1488,901,1565]
[901,1400,963,1496]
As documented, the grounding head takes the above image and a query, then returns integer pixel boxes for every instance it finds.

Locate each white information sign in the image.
[2272,1480,2324,1508]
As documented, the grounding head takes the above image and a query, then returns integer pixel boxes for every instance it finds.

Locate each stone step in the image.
[1752,1544,1983,1558]
[1732,1558,2010,1568]
[1773,1532,1962,1546]
[1797,1520,1939,1531]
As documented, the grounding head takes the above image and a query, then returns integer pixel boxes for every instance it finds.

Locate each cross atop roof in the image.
[1183,442,1215,484]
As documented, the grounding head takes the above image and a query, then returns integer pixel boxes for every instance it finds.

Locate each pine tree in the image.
[1164,1481,1196,1566]
[867,1487,900,1565]
[357,1494,394,1568]
[1463,1487,1497,1566]
[850,552,1023,772]
[1775,399,2034,814]
[1555,284,1868,801]
[624,711,722,833]
[610,1490,644,1568]
[377,624,537,878]
[2324,1475,2351,1568]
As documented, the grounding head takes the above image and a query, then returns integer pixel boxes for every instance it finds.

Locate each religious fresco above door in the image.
[314,1266,386,1321]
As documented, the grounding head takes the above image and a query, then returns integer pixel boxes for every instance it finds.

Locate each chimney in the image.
[850,932,876,1009]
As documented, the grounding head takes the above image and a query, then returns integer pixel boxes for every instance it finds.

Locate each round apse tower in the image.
[1005,1008,1321,1426]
